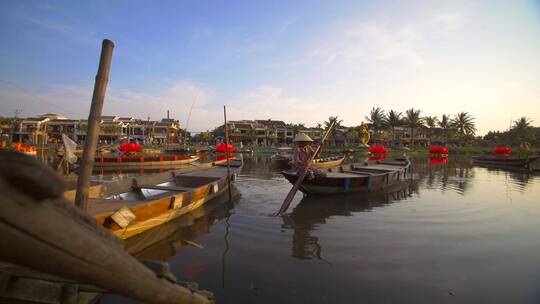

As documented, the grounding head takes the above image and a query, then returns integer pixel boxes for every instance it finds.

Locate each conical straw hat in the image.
[293,132,314,142]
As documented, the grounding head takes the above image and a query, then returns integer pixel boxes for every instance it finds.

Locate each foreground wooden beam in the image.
[75,39,114,211]
[0,150,213,304]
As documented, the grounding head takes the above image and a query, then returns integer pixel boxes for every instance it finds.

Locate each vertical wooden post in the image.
[223,106,232,200]
[75,39,114,210]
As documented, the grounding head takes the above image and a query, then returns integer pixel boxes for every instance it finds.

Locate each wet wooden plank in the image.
[136,185,193,192]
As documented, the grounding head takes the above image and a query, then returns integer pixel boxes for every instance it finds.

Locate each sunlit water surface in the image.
[105,154,540,303]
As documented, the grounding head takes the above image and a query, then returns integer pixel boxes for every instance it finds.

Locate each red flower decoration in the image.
[216,143,235,153]
[369,145,388,154]
[493,146,512,155]
[429,146,448,154]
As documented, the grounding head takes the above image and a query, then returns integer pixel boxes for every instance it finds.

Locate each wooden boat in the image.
[282,156,411,195]
[89,159,243,239]
[471,155,540,169]
[93,154,200,168]
[124,196,233,259]
[271,147,293,167]
[0,149,214,304]
[311,155,345,169]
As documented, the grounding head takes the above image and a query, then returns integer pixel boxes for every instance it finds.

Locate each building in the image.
[226,119,305,146]
[7,113,181,145]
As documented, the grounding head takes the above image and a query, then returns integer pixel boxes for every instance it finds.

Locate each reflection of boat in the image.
[90,159,243,239]
[471,155,540,169]
[281,156,411,195]
[94,154,200,168]
[282,184,411,260]
[124,195,234,260]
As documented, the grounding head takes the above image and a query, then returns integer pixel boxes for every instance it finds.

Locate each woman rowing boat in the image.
[293,133,325,179]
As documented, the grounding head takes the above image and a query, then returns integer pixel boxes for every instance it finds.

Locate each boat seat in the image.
[134,185,194,192]
[376,161,406,166]
[351,166,395,172]
[341,170,374,175]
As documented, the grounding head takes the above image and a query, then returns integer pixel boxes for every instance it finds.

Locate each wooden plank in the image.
[341,170,375,176]
[351,166,396,172]
[135,185,194,192]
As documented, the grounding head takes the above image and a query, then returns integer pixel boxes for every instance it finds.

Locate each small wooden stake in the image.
[223,106,232,200]
[75,39,114,210]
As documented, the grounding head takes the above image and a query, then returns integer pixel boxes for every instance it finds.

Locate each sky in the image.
[1,0,539,135]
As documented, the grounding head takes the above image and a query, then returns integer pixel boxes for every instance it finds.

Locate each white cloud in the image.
[0,81,219,131]
[225,85,359,128]
[430,13,464,32]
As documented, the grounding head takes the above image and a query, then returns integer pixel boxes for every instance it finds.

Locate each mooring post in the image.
[75,39,114,210]
[223,106,232,200]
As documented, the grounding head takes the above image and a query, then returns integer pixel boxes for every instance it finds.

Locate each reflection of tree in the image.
[411,155,475,195]
[483,167,534,192]
[281,184,413,261]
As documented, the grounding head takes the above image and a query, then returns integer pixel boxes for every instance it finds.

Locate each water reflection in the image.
[411,155,475,195]
[104,154,540,304]
[282,182,413,261]
[124,191,236,260]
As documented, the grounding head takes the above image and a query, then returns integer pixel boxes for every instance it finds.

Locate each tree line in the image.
[318,108,477,146]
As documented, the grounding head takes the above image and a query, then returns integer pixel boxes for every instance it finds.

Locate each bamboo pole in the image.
[223,106,232,200]
[75,39,114,210]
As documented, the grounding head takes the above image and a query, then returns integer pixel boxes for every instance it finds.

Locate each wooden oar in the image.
[275,121,336,215]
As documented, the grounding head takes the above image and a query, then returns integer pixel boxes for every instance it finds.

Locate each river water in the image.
[106,154,540,303]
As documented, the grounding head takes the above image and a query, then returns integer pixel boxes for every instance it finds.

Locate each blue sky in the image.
[1,0,539,134]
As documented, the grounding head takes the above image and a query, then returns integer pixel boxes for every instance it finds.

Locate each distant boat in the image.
[271,147,293,167]
[311,155,345,169]
[471,155,540,169]
[93,154,200,168]
[273,147,345,169]
[282,156,411,195]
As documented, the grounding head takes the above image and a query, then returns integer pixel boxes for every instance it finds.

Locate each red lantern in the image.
[119,143,142,153]
[429,146,448,155]
[493,146,512,156]
[369,145,388,154]
[369,155,386,161]
[216,143,235,153]
[429,156,448,165]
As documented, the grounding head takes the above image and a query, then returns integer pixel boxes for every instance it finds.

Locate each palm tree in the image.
[451,112,476,144]
[246,128,256,144]
[286,123,306,138]
[365,107,386,141]
[266,128,277,146]
[423,116,438,144]
[438,114,451,141]
[385,110,402,143]
[403,108,424,146]
[510,117,533,143]
[324,116,343,145]
[346,128,359,145]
